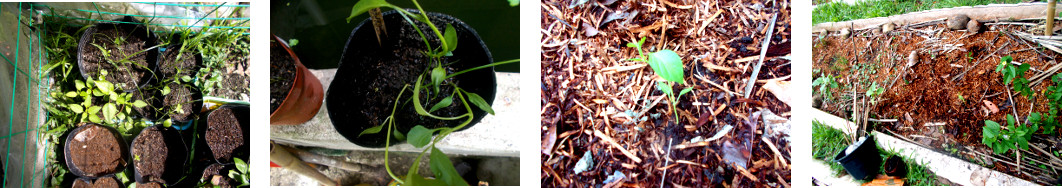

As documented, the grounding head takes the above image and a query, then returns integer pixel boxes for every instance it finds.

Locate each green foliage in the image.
[812,0,1022,24]
[626,37,690,121]
[982,115,1037,154]
[228,157,251,186]
[1043,73,1062,134]
[995,56,1032,97]
[812,73,839,101]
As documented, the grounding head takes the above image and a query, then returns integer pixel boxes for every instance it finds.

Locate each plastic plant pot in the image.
[833,135,882,180]
[327,10,496,148]
[130,125,188,186]
[77,16,159,92]
[270,34,324,125]
[205,104,250,164]
[64,123,129,178]
[883,155,907,177]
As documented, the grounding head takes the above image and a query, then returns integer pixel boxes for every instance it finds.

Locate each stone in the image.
[948,14,970,30]
[968,19,983,34]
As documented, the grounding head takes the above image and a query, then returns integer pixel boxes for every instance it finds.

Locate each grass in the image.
[813,0,1023,24]
[813,120,944,185]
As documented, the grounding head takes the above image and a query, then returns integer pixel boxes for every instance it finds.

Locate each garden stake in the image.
[270,142,338,186]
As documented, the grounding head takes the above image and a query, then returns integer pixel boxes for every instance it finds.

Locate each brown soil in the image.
[202,163,235,188]
[72,177,121,188]
[66,123,126,177]
[157,45,199,80]
[130,126,169,184]
[541,0,791,187]
[131,89,162,121]
[206,107,246,162]
[210,45,250,101]
[812,23,1062,184]
[134,182,162,188]
[164,82,200,122]
[80,24,154,91]
[270,39,296,113]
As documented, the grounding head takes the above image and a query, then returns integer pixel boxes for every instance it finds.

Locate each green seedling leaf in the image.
[162,86,171,95]
[234,158,248,173]
[163,119,172,127]
[393,129,406,141]
[431,67,446,89]
[288,39,299,47]
[347,0,394,23]
[646,50,685,84]
[678,87,694,98]
[103,103,117,122]
[983,120,1000,145]
[131,100,148,108]
[360,125,384,137]
[407,125,434,148]
[93,89,104,97]
[181,75,193,82]
[656,82,673,96]
[429,95,453,113]
[465,91,494,115]
[68,104,84,114]
[95,81,114,94]
[75,80,86,90]
[443,24,458,53]
[508,0,520,6]
[65,92,78,98]
[430,147,469,185]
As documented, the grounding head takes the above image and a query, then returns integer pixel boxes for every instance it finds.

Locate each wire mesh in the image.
[0,2,250,187]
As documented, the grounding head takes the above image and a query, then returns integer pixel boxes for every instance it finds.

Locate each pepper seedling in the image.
[626,37,691,121]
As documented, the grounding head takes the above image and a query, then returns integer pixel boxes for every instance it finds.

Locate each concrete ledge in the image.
[270,69,520,157]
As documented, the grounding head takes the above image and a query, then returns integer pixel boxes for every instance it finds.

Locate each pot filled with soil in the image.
[883,155,907,177]
[833,135,881,180]
[64,123,128,178]
[205,105,250,163]
[77,16,159,92]
[131,89,163,121]
[270,34,324,125]
[328,10,496,148]
[200,163,236,187]
[133,182,164,188]
[164,82,203,124]
[130,125,188,185]
[72,176,121,188]
[157,42,201,80]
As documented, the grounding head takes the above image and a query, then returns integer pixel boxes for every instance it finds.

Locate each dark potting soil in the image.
[131,126,179,184]
[202,163,235,188]
[134,182,163,188]
[164,82,201,122]
[131,89,162,121]
[206,106,247,162]
[157,45,199,80]
[66,124,126,177]
[72,177,121,188]
[331,10,495,147]
[80,24,154,91]
[270,40,296,113]
[210,46,250,101]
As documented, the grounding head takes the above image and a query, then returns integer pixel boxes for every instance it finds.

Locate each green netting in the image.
[0,2,250,187]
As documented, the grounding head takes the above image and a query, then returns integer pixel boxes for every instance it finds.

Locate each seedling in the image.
[982,115,1037,154]
[995,56,1032,97]
[625,37,691,121]
[812,73,839,101]
[348,0,519,185]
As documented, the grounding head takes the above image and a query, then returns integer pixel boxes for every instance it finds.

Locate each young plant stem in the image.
[384,85,411,184]
[443,59,520,80]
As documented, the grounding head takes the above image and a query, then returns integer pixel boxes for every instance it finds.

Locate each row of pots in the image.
[270,10,497,148]
[62,105,249,187]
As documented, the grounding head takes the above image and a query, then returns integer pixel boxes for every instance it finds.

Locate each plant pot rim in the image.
[130,124,189,186]
[76,16,159,92]
[269,34,324,125]
[328,10,496,147]
[166,82,204,124]
[64,122,129,178]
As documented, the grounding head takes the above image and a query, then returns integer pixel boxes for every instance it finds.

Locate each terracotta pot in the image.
[270,34,324,125]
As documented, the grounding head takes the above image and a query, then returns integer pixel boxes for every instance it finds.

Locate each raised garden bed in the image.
[541,0,791,186]
[812,8,1062,184]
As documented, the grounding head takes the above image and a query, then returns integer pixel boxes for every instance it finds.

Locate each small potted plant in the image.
[64,123,128,178]
[205,105,250,164]
[270,34,324,125]
[130,125,188,185]
[833,135,881,180]
[77,16,159,92]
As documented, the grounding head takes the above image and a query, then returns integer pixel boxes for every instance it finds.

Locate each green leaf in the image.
[429,147,469,185]
[88,113,102,123]
[465,91,494,115]
[678,87,694,98]
[429,96,453,113]
[443,24,458,53]
[359,125,384,137]
[65,91,78,98]
[507,0,519,6]
[656,82,673,96]
[95,81,114,94]
[86,106,102,114]
[983,120,999,144]
[646,50,685,84]
[407,125,434,148]
[181,75,193,82]
[103,103,117,122]
[234,158,248,173]
[68,104,84,114]
[162,86,171,95]
[393,129,406,141]
[431,67,446,88]
[347,0,394,23]
[288,38,299,47]
[75,80,86,91]
[132,100,148,108]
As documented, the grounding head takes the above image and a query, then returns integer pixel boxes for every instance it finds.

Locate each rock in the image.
[839,28,851,37]
[948,14,970,30]
[968,19,983,34]
[907,51,918,68]
[883,23,895,33]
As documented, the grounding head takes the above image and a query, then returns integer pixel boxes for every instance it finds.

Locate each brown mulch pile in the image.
[541,0,791,187]
[812,21,1062,184]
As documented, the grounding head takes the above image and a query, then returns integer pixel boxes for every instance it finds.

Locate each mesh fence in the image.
[0,2,249,187]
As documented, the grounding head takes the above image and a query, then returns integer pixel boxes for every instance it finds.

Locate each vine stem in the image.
[443,59,520,80]
[384,85,411,184]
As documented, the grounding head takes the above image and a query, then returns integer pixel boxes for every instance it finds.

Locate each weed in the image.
[625,37,691,121]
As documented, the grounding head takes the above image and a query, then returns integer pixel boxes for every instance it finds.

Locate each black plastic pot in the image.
[130,125,188,186]
[328,10,496,148]
[883,155,907,177]
[64,123,129,178]
[72,175,121,188]
[834,135,881,180]
[204,104,250,164]
[77,16,159,92]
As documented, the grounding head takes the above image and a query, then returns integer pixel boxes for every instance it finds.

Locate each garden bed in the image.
[541,0,791,186]
[812,13,1062,185]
